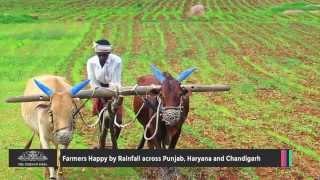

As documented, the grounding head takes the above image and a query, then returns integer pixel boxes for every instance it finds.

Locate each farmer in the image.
[86,39,123,116]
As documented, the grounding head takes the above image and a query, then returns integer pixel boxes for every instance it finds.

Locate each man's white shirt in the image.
[86,54,122,88]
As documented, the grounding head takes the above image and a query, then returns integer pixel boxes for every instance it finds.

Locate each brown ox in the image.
[133,65,195,149]
[21,75,89,179]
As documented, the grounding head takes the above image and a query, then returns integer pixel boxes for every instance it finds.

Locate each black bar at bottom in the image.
[60,149,283,167]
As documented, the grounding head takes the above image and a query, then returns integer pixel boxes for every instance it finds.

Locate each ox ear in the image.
[33,79,54,96]
[176,67,197,82]
[70,79,90,96]
[151,64,165,83]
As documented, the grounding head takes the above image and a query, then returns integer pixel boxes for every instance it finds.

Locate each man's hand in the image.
[100,98,107,105]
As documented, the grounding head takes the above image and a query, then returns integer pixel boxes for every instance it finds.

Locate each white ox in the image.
[21,75,89,179]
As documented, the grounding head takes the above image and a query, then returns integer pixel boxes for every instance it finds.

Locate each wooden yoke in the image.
[6,84,231,103]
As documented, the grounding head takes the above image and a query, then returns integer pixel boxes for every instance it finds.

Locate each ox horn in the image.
[70,79,90,96]
[33,79,54,96]
[151,64,165,83]
[176,67,197,82]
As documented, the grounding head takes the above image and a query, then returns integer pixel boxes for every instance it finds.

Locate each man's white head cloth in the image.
[93,39,112,53]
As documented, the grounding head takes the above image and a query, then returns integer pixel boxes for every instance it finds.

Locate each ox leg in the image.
[152,139,161,149]
[114,126,121,140]
[144,130,161,149]
[149,131,161,149]
[144,130,155,149]
[169,129,181,149]
[147,141,154,149]
[38,123,55,179]
[114,113,122,141]
[161,140,166,149]
[111,112,122,149]
[44,168,49,178]
[40,143,50,178]
[110,125,120,150]
[110,127,117,149]
[109,117,117,149]
[137,134,145,149]
[160,124,166,149]
[56,144,68,180]
[98,116,107,149]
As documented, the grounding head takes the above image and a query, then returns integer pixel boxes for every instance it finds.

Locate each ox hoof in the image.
[56,173,64,180]
[58,171,63,175]
[92,144,104,149]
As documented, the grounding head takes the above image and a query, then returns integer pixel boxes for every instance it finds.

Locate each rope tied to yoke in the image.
[90,84,144,129]
[143,96,161,141]
[113,84,145,128]
[75,87,99,128]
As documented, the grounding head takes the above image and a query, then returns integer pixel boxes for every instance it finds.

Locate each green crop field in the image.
[0,0,319,179]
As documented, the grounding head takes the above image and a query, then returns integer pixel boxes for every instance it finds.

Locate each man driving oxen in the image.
[86,39,123,149]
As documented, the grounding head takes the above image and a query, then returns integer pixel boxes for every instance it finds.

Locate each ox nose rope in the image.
[144,96,161,140]
[161,96,184,125]
[142,95,185,140]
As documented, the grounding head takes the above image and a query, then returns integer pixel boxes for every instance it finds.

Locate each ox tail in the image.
[24,132,35,149]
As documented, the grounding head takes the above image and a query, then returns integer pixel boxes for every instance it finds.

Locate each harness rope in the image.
[143,95,185,141]
[76,87,100,128]
[112,84,145,128]
[88,86,137,128]
[143,96,162,140]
